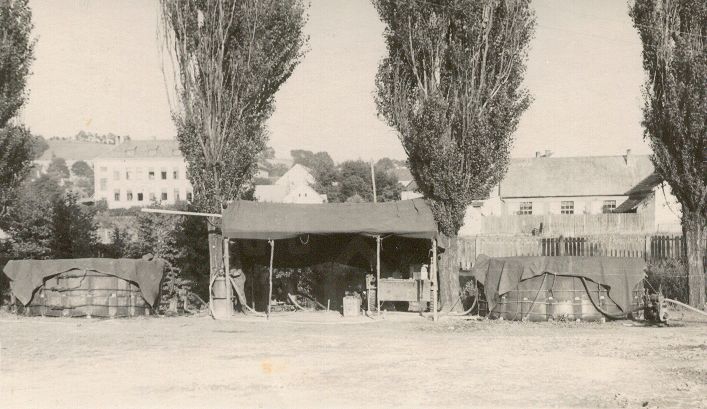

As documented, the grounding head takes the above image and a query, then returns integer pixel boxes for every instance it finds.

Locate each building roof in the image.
[499,154,655,198]
[96,140,182,159]
[36,141,116,162]
[222,199,438,240]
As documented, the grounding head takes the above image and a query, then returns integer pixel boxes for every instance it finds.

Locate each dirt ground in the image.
[0,310,705,409]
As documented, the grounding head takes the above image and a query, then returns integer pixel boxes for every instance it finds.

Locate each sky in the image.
[20,0,651,162]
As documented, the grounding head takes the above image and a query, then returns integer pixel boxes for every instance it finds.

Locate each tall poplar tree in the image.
[631,0,707,307]
[0,0,35,217]
[373,0,535,309]
[159,0,307,284]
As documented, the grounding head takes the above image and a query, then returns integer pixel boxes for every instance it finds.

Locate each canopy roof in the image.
[222,199,438,240]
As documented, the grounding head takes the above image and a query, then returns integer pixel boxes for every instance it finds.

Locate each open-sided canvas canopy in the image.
[222,199,438,240]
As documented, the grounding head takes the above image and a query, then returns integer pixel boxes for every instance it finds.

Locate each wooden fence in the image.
[480,213,652,235]
[457,234,687,270]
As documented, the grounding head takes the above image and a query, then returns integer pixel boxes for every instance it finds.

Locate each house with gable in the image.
[254,164,327,204]
[402,150,682,235]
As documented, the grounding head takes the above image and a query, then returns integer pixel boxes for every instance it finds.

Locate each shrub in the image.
[645,258,689,303]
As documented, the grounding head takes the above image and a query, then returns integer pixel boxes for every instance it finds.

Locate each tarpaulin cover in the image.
[2,258,166,306]
[470,256,646,312]
[222,199,438,240]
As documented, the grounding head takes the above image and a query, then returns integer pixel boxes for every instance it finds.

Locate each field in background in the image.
[1,311,706,409]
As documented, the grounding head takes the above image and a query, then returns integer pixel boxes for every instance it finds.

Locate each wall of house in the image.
[282,184,327,204]
[500,195,628,216]
[93,158,193,209]
[652,183,682,232]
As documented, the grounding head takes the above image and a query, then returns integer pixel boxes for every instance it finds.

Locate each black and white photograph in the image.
[0,0,705,408]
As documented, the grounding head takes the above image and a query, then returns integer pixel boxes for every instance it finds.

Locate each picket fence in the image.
[457,234,687,270]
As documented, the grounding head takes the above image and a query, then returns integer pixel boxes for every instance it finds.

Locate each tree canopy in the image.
[373,0,534,236]
[630,0,707,306]
[160,0,308,213]
[0,0,35,217]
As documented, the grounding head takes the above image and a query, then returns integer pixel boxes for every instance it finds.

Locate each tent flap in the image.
[222,199,438,240]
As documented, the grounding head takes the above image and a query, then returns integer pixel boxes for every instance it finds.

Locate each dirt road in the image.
[1,311,705,409]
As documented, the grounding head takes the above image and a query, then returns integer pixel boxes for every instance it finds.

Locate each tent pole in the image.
[223,238,231,317]
[432,238,438,322]
[376,235,381,317]
[267,239,274,320]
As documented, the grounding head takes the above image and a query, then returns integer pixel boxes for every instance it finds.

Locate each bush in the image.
[645,258,689,303]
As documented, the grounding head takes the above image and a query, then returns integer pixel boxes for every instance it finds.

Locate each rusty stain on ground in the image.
[261,359,287,375]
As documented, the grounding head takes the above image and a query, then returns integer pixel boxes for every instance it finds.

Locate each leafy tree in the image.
[268,163,290,178]
[339,160,401,202]
[71,160,94,197]
[159,0,308,287]
[0,0,35,217]
[291,150,340,195]
[630,0,707,307]
[375,157,396,173]
[0,0,34,127]
[30,134,48,159]
[258,146,276,161]
[373,0,534,309]
[0,126,33,216]
[71,160,93,178]
[49,193,98,259]
[47,157,70,179]
[0,175,61,259]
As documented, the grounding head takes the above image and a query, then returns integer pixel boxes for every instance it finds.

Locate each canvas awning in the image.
[221,199,438,240]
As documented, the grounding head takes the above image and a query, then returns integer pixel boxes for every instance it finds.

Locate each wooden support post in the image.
[432,238,438,322]
[376,235,381,317]
[224,238,231,317]
[267,239,274,320]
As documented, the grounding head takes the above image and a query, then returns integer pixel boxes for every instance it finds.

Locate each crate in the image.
[342,295,361,317]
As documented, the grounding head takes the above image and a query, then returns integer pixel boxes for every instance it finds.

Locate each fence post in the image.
[558,236,565,256]
[644,235,651,262]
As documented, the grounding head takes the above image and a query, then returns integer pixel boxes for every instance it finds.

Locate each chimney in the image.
[624,149,633,166]
[544,150,553,158]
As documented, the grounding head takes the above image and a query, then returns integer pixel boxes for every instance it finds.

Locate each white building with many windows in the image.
[93,140,193,209]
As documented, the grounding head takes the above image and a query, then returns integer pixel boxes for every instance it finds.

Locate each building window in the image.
[113,170,120,181]
[602,200,616,213]
[99,166,107,172]
[186,192,193,202]
[113,190,120,201]
[148,169,155,180]
[561,201,574,214]
[137,192,144,201]
[174,189,181,201]
[99,178,107,191]
[173,169,179,179]
[518,202,533,215]
[161,191,168,201]
[149,192,156,201]
[161,169,167,180]
[126,190,133,201]
[136,168,143,181]
[125,168,132,180]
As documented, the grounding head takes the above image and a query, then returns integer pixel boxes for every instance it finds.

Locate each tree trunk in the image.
[438,235,462,312]
[208,217,229,317]
[684,211,706,308]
